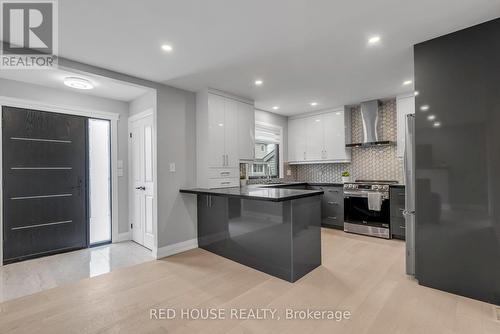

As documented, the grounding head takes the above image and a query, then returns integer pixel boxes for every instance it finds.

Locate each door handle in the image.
[135,186,146,191]
[327,201,338,205]
[72,178,83,196]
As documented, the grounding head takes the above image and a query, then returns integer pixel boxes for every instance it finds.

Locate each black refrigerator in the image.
[414,18,500,305]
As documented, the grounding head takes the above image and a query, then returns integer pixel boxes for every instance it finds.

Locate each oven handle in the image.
[344,191,389,200]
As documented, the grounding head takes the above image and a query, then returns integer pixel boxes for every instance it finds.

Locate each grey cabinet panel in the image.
[390,188,405,239]
[391,216,406,239]
[414,18,500,305]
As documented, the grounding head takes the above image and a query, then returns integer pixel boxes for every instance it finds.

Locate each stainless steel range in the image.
[343,180,398,239]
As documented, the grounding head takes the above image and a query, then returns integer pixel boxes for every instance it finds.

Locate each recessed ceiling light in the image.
[161,44,173,52]
[420,105,430,111]
[272,106,279,110]
[427,115,436,121]
[414,91,420,96]
[310,102,318,106]
[433,121,441,128]
[254,80,263,86]
[335,111,341,115]
[368,35,381,45]
[403,80,413,86]
[64,77,93,90]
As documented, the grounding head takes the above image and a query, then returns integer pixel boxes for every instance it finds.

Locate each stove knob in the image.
[373,185,379,190]
[382,185,389,191]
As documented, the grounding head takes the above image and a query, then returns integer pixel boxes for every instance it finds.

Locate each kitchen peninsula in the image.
[179,186,323,282]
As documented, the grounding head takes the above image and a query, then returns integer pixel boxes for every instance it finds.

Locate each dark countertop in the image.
[390,184,406,189]
[180,186,323,202]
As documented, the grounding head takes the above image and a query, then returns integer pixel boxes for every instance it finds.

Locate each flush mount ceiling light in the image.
[427,115,436,121]
[254,80,263,86]
[161,44,173,52]
[272,106,279,110]
[420,105,430,111]
[414,91,420,96]
[310,102,318,106]
[433,121,441,128]
[368,35,381,45]
[64,77,93,90]
[403,80,413,86]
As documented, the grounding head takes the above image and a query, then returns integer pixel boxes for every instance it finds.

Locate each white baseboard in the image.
[153,238,198,259]
[115,231,132,242]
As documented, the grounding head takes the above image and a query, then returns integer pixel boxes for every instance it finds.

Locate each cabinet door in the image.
[323,110,348,161]
[208,94,226,167]
[322,186,344,228]
[237,102,255,160]
[305,116,324,161]
[224,98,239,167]
[288,118,306,162]
[396,95,415,158]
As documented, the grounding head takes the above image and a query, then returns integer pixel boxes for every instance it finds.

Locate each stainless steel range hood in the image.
[346,100,396,148]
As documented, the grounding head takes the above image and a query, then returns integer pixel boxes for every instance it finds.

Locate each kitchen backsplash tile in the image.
[290,99,404,183]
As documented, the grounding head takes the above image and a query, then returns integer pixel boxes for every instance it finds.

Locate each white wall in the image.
[130,91,156,116]
[0,77,131,234]
[59,59,199,250]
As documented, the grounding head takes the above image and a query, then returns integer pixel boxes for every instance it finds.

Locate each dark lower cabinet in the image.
[309,185,344,229]
[390,187,405,240]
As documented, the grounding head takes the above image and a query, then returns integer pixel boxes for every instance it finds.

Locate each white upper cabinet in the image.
[223,98,239,168]
[197,89,255,188]
[288,118,307,162]
[306,116,324,161]
[396,94,415,158]
[207,93,227,167]
[288,108,351,164]
[323,110,350,161]
[237,102,255,161]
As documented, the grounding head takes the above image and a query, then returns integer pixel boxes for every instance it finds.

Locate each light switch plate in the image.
[117,160,124,169]
[169,163,176,172]
[117,169,124,177]
[286,169,292,176]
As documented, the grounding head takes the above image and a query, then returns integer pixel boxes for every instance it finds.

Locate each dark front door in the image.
[2,106,87,263]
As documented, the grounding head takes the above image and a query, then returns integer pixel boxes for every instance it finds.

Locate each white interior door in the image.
[130,114,155,250]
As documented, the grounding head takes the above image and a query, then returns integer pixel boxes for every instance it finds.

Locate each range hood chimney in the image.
[346,100,395,148]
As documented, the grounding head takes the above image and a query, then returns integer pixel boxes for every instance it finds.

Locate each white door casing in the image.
[129,113,155,250]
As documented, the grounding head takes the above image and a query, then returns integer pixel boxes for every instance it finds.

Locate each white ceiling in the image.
[0,68,149,102]
[50,1,500,114]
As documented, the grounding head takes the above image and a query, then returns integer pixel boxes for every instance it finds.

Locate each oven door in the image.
[344,194,390,228]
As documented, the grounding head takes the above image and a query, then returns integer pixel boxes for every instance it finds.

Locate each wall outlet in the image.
[286,169,292,176]
[169,163,176,172]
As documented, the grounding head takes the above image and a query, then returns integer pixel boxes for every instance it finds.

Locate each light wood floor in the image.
[0,229,498,334]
